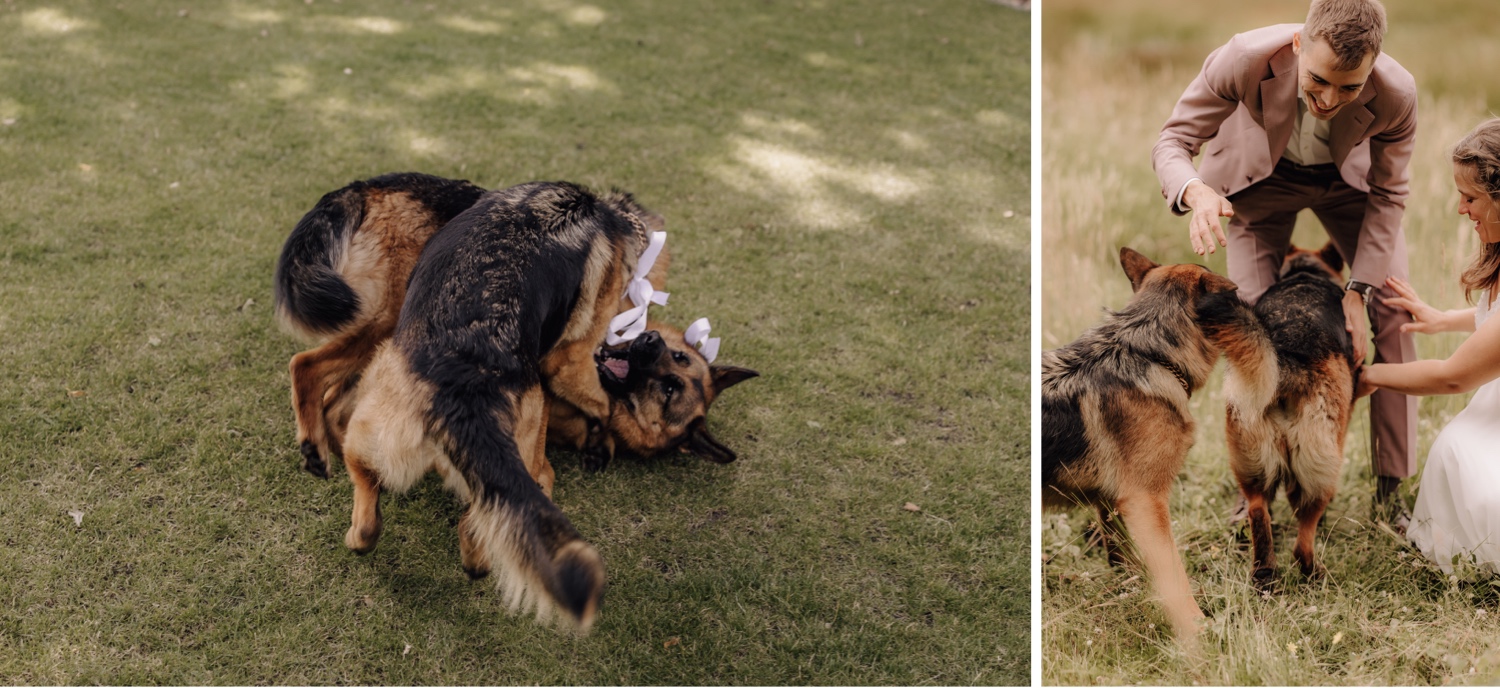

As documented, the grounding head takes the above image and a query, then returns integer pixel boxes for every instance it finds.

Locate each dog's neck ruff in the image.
[684,317,720,363]
[606,230,668,346]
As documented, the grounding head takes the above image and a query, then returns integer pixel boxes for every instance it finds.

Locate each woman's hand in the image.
[1384,276,1447,334]
[1354,365,1379,399]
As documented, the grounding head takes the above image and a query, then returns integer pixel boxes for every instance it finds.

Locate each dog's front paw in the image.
[580,419,613,472]
[345,522,381,555]
[1252,566,1278,592]
[582,443,612,470]
[300,440,329,479]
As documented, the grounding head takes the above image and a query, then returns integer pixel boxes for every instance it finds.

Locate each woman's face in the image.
[1455,162,1500,244]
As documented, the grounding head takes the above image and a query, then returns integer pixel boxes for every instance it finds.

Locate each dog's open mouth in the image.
[595,347,631,385]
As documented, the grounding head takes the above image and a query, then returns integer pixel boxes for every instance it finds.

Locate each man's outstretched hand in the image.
[1183,179,1234,256]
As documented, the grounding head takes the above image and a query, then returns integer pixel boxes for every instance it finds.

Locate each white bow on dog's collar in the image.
[684,317,720,363]
[606,231,669,346]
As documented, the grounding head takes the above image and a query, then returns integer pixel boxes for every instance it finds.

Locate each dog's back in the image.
[274,172,486,340]
[1043,250,1238,502]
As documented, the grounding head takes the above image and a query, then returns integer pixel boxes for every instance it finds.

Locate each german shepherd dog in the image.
[331,182,638,629]
[1042,247,1259,646]
[1220,243,1356,586]
[275,172,485,479]
[335,181,760,630]
[274,174,757,493]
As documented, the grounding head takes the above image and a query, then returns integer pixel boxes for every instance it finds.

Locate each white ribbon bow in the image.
[606,231,669,346]
[684,317,720,363]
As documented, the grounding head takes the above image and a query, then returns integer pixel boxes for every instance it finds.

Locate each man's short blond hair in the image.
[1304,0,1386,70]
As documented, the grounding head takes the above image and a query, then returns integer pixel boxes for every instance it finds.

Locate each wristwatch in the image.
[1345,279,1375,305]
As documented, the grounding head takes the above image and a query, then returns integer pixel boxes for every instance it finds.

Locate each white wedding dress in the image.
[1408,291,1500,574]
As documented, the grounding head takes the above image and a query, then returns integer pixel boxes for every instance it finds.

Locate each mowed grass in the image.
[0,1,1029,684]
[1042,0,1500,684]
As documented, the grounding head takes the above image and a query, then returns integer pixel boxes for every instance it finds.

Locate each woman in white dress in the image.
[1359,118,1500,573]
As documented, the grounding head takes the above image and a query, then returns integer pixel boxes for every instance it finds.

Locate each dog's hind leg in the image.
[1289,487,1332,579]
[1092,503,1128,568]
[342,444,384,555]
[1115,490,1203,647]
[1227,408,1281,588]
[337,345,434,555]
[289,329,382,478]
[517,386,555,499]
[1242,487,1278,588]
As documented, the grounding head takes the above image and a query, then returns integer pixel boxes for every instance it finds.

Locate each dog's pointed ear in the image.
[1199,270,1239,294]
[687,427,736,464]
[1119,247,1158,293]
[711,365,759,396]
[1318,242,1345,273]
[640,209,666,232]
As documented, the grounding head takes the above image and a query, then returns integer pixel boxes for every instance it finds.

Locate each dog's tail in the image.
[445,403,605,632]
[1197,291,1279,412]
[273,182,368,339]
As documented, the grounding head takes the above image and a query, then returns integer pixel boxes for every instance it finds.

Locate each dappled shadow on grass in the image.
[2,0,1028,682]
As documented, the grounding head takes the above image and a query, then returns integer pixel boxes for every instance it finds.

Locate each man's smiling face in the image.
[1292,31,1375,120]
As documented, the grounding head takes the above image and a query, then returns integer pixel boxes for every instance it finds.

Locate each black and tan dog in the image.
[1042,247,1259,647]
[274,172,486,479]
[273,173,756,494]
[334,181,759,630]
[1219,243,1356,587]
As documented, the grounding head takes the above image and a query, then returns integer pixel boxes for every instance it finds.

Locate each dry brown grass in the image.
[1043,0,1500,683]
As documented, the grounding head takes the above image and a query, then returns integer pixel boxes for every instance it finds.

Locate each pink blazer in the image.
[1151,24,1417,286]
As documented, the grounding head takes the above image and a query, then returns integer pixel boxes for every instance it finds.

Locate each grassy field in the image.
[0,1,1029,684]
[1042,0,1500,684]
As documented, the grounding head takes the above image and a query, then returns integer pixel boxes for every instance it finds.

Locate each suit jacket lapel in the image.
[1331,80,1377,165]
[1261,43,1299,162]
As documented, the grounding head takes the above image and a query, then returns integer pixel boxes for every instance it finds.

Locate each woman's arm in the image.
[1360,312,1500,396]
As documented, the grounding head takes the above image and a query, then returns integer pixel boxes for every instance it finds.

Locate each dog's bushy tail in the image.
[447,405,605,632]
[273,182,367,338]
[1197,291,1279,412]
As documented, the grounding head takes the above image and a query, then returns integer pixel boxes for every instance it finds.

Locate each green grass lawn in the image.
[0,1,1029,683]
[1042,0,1500,684]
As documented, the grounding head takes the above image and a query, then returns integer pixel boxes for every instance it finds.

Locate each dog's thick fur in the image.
[1042,247,1254,646]
[1217,243,1355,585]
[274,172,486,478]
[338,181,679,630]
[274,174,756,489]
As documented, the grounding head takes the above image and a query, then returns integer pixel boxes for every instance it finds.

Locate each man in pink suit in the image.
[1152,0,1416,527]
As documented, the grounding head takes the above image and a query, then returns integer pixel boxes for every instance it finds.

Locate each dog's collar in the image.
[1148,355,1193,396]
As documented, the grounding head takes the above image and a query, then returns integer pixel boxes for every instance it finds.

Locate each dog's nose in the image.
[639,330,661,345]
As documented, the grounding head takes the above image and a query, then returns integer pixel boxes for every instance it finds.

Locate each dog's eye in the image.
[662,375,682,401]
[672,351,689,365]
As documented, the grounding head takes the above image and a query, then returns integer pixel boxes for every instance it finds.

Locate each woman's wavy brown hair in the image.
[1455,119,1500,304]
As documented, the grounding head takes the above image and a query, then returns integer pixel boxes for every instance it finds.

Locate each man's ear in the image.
[1292,30,1302,55]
